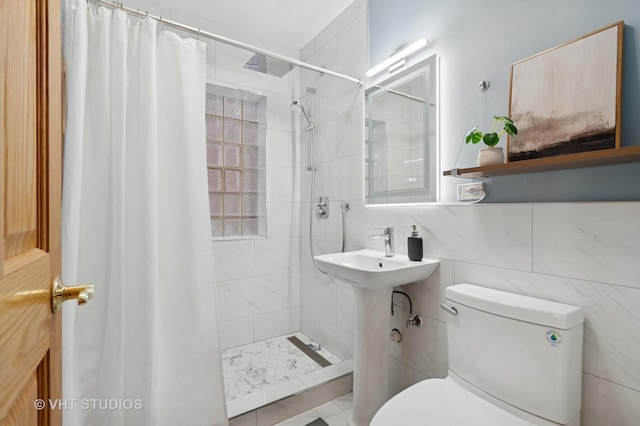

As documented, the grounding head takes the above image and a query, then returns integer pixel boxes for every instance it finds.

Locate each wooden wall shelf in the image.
[443,146,640,178]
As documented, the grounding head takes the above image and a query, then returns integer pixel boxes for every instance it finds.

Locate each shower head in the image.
[291,101,314,129]
[290,101,304,113]
[244,53,295,78]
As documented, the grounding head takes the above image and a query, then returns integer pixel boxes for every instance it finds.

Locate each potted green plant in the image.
[465,115,518,166]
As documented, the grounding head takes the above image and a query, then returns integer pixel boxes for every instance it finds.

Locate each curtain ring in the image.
[197,28,202,41]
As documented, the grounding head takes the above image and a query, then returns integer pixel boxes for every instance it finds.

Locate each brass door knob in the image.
[51,276,95,313]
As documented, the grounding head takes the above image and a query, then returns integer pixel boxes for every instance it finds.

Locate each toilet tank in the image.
[445,284,584,425]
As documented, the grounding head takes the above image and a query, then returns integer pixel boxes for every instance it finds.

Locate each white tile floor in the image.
[274,393,353,426]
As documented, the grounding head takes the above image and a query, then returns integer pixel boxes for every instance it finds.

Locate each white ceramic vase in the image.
[478,147,505,166]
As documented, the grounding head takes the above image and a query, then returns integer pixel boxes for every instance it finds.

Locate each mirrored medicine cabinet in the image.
[365,54,438,205]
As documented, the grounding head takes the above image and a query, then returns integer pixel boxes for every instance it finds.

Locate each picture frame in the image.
[507,21,623,162]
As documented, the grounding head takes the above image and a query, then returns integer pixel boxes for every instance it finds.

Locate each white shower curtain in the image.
[62,3,227,425]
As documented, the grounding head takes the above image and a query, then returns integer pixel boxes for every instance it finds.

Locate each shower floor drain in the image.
[287,336,331,367]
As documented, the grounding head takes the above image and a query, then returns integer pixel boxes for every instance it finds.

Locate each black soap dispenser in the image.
[407,224,423,261]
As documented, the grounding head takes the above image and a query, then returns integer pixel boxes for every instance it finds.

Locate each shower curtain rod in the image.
[89,0,362,85]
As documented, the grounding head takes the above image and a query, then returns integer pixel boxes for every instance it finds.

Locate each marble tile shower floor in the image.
[222,332,353,418]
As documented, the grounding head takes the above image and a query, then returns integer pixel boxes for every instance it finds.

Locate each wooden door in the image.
[0,0,63,425]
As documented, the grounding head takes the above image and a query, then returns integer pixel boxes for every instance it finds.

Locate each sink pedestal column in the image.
[349,287,392,426]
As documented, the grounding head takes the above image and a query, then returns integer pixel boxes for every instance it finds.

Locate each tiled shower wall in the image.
[299,1,640,424]
[297,0,368,362]
[206,41,302,349]
[147,3,304,350]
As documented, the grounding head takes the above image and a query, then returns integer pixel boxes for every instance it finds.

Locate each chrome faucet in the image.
[369,227,395,257]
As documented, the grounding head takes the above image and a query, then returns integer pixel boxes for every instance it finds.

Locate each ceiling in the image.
[138,0,356,51]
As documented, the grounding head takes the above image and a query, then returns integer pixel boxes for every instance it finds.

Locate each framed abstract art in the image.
[508,22,623,162]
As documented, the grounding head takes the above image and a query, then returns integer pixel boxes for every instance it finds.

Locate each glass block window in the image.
[206,85,266,238]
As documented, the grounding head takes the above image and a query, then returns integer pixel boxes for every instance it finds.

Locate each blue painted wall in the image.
[368,0,640,202]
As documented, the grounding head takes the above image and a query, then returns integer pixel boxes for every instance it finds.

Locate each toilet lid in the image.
[371,377,531,426]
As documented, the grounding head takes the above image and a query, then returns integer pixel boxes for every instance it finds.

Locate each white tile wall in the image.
[213,240,256,282]
[198,5,302,350]
[401,312,448,379]
[298,0,640,423]
[255,238,299,276]
[219,316,255,350]
[299,273,337,325]
[532,203,640,288]
[267,204,300,239]
[266,167,296,204]
[581,373,640,426]
[265,128,293,168]
[414,204,534,270]
[216,275,290,322]
[399,259,455,323]
[309,312,355,361]
[254,308,300,341]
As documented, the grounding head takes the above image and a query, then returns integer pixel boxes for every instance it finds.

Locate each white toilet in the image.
[371,284,584,426]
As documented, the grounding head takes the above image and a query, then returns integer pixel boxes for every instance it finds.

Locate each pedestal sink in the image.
[314,249,439,426]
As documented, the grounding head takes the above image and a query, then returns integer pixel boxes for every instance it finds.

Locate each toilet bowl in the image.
[373,376,529,425]
[371,374,570,425]
[371,284,584,426]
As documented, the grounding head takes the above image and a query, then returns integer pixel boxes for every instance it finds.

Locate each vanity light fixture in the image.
[366,38,428,77]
